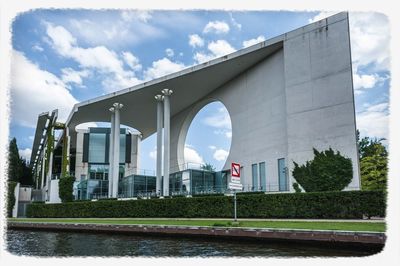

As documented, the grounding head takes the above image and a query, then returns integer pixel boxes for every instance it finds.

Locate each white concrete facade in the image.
[31,12,360,197]
[169,12,359,191]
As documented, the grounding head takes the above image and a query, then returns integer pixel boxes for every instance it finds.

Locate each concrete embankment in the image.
[8,221,385,248]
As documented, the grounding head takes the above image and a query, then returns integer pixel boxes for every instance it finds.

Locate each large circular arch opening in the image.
[182,101,232,172]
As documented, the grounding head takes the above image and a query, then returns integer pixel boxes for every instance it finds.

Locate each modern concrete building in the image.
[30,12,360,202]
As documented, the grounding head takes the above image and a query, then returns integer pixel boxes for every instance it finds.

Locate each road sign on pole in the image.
[231,163,240,177]
[229,182,243,190]
[230,162,242,223]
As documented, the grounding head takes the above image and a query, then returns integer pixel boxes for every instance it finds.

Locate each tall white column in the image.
[112,103,123,198]
[108,109,115,198]
[66,127,71,173]
[155,95,164,196]
[161,89,173,197]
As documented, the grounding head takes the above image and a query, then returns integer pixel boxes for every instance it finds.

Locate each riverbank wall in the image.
[8,222,385,248]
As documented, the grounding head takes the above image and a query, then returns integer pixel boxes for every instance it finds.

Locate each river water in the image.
[6,229,381,257]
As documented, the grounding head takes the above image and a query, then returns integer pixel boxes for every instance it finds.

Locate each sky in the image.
[9,10,390,172]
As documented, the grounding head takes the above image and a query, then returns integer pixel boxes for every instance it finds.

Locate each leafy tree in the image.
[201,163,216,172]
[8,138,22,182]
[292,148,353,192]
[357,130,387,159]
[357,130,388,191]
[20,159,34,186]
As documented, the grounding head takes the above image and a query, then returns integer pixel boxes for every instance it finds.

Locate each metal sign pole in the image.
[234,190,237,222]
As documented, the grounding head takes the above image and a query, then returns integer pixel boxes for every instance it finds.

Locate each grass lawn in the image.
[8,218,386,232]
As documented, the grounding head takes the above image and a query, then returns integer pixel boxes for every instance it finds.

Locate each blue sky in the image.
[9,10,390,172]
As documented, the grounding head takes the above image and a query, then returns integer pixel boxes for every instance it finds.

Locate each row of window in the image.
[251,158,288,192]
[88,133,126,164]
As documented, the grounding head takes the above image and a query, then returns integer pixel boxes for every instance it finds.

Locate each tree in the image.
[357,130,387,159]
[292,148,353,192]
[20,159,34,186]
[8,138,22,182]
[357,130,388,191]
[201,163,216,172]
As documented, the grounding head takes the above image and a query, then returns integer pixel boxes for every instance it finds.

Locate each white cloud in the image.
[44,22,77,55]
[193,40,236,64]
[208,40,236,57]
[45,22,142,92]
[10,50,78,127]
[357,102,389,140]
[121,10,152,23]
[309,12,390,72]
[19,148,32,162]
[203,107,232,130]
[308,11,337,24]
[165,48,174,58]
[28,136,34,141]
[203,21,230,34]
[353,73,386,93]
[188,34,204,48]
[122,51,142,71]
[349,13,390,72]
[213,149,229,162]
[225,131,232,139]
[32,44,44,52]
[193,52,215,64]
[208,145,216,150]
[61,68,90,86]
[184,145,205,165]
[230,13,242,30]
[144,57,186,80]
[69,14,164,49]
[242,35,266,48]
[149,145,165,165]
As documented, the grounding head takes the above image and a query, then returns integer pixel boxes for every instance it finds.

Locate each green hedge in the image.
[26,190,385,219]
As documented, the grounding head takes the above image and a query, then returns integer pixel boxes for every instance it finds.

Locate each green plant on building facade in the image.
[292,148,353,192]
[58,173,75,202]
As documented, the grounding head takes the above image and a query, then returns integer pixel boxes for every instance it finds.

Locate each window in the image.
[259,162,266,191]
[119,134,126,164]
[252,163,258,191]
[88,164,109,180]
[278,158,287,191]
[89,133,106,163]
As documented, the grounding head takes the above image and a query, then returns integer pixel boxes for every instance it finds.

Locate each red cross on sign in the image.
[231,163,241,177]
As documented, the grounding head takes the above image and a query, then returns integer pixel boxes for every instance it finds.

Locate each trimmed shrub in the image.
[26,190,385,219]
[293,182,302,193]
[292,148,353,192]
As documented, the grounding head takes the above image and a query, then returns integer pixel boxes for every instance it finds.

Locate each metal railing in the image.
[169,162,216,173]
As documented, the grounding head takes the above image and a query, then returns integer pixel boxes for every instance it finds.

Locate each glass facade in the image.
[119,134,126,164]
[120,175,156,198]
[77,167,229,199]
[76,179,109,200]
[88,133,106,163]
[85,128,128,165]
[252,163,258,190]
[89,164,109,180]
[278,158,287,191]
[169,172,183,195]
